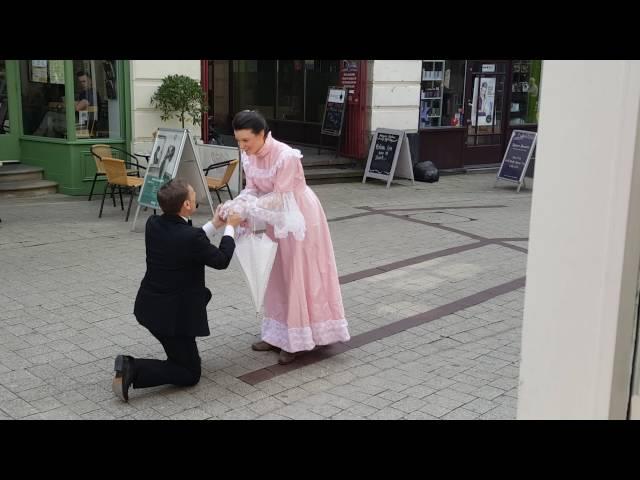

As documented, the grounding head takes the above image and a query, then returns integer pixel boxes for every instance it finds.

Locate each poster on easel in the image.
[362,128,415,189]
[131,128,214,231]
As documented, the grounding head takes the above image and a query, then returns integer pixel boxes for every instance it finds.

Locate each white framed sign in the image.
[131,128,214,231]
[495,129,537,192]
[362,128,415,188]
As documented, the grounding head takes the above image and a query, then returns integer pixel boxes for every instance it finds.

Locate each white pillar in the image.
[367,60,421,135]
[129,60,201,154]
[517,61,640,419]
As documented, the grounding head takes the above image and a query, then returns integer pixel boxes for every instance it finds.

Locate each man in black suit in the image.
[112,178,242,402]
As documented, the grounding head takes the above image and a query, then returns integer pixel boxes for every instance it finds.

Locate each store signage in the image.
[339,60,360,103]
[363,129,415,188]
[321,86,348,136]
[496,130,537,192]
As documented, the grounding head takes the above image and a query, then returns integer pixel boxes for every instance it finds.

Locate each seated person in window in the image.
[75,70,101,136]
[75,70,100,112]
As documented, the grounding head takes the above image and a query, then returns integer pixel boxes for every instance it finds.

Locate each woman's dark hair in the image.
[232,110,270,136]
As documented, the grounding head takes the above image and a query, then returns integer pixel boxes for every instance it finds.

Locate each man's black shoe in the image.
[112,355,135,402]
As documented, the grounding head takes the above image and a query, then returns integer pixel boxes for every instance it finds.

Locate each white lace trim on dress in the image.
[261,317,350,353]
[220,190,306,240]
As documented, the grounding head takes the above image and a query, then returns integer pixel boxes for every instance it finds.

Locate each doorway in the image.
[461,60,509,166]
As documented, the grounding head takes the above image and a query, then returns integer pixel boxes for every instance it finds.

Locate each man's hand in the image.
[226,211,243,228]
[212,204,225,229]
[75,99,89,112]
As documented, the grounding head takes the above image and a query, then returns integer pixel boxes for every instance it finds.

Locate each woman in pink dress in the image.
[221,110,350,364]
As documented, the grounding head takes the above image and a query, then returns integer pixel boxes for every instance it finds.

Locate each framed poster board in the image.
[132,128,214,230]
[362,128,415,188]
[496,130,537,192]
[321,86,347,136]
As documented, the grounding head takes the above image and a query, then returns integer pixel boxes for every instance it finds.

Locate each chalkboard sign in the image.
[370,132,400,176]
[321,86,347,136]
[496,130,537,192]
[362,128,415,188]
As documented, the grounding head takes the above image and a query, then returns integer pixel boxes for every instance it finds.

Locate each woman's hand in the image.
[226,211,243,228]
[212,204,225,229]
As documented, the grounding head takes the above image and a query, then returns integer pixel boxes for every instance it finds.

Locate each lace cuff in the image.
[221,190,306,241]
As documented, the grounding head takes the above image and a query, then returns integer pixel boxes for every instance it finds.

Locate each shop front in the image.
[0,60,131,194]
[0,60,19,160]
[418,59,542,171]
[201,60,368,161]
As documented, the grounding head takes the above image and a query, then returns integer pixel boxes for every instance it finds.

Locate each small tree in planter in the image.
[150,74,207,129]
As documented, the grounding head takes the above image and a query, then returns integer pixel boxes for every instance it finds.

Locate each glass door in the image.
[462,60,508,166]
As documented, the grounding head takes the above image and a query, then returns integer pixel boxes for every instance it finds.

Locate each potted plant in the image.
[150,74,207,129]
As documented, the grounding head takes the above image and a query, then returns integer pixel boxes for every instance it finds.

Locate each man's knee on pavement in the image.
[184,365,201,386]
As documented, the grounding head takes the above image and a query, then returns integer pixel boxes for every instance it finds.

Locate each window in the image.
[231,60,276,119]
[509,60,542,125]
[441,60,466,127]
[277,60,305,121]
[209,60,231,133]
[20,60,122,139]
[229,60,340,123]
[304,60,339,123]
[420,60,467,128]
[72,60,121,138]
[20,60,67,138]
[0,60,9,134]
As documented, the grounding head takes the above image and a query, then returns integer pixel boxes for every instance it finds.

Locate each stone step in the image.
[0,163,45,183]
[464,163,501,174]
[303,159,355,168]
[304,167,364,185]
[439,168,468,176]
[438,164,501,176]
[293,145,357,168]
[0,179,58,198]
[301,156,355,167]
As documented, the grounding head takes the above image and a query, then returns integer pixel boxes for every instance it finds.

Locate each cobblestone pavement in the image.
[0,173,532,420]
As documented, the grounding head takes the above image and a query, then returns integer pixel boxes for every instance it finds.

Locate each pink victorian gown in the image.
[222,132,350,353]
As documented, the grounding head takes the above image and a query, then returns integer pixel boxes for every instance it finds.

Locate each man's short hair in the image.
[157,178,191,214]
[76,70,90,78]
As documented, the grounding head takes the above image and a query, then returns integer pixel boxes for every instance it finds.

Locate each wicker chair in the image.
[89,144,146,202]
[203,159,238,203]
[99,158,144,221]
